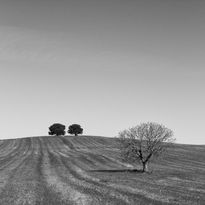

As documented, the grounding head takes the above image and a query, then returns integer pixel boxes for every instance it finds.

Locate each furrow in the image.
[46,138,132,205]
[0,138,43,205]
[40,138,94,205]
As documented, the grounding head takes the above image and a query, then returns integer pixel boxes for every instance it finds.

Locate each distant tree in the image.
[68,124,83,136]
[118,122,174,172]
[48,123,66,136]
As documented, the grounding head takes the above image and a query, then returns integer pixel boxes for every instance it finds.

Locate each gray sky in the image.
[0,0,204,144]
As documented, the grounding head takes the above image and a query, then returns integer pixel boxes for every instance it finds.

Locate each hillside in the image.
[0,135,204,205]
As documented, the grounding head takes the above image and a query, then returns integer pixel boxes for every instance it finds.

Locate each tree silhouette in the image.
[68,124,83,136]
[48,123,66,136]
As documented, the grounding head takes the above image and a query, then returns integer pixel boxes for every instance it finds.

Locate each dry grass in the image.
[0,135,204,204]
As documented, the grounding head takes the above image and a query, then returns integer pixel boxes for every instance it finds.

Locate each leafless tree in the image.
[118,122,175,172]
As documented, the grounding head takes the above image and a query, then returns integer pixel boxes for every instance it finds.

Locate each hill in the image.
[0,135,204,205]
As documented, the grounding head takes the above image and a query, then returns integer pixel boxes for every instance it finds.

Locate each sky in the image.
[0,0,204,144]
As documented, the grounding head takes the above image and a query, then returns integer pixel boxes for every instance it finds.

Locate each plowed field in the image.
[0,136,204,205]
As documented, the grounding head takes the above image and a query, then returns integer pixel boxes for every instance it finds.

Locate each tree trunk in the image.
[142,162,149,172]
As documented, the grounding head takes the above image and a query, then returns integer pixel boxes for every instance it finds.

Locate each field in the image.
[0,135,204,205]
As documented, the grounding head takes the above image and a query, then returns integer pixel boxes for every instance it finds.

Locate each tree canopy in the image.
[68,124,83,136]
[48,123,66,136]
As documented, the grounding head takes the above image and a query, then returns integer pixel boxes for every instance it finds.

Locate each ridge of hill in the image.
[0,135,204,205]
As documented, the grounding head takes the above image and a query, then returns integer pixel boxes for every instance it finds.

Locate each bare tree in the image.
[118,122,174,172]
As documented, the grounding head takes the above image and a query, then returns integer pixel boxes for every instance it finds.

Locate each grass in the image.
[0,135,204,204]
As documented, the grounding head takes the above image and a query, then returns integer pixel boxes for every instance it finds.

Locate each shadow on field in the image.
[89,169,143,173]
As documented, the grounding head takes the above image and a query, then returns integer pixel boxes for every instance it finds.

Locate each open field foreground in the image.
[0,136,204,205]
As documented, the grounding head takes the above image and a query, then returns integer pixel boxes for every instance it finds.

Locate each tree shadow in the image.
[88,168,144,173]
